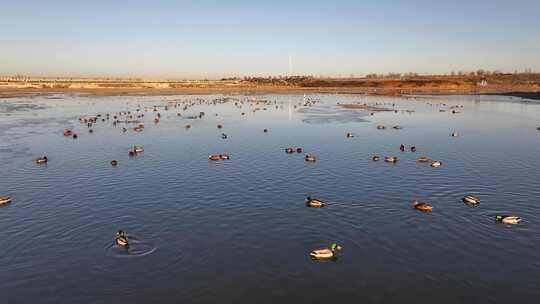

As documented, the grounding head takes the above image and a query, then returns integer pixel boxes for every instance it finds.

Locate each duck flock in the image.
[1,95,526,260]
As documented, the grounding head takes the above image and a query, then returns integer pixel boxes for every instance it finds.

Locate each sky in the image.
[1,0,539,79]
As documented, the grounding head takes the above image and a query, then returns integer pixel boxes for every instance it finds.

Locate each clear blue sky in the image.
[1,0,539,78]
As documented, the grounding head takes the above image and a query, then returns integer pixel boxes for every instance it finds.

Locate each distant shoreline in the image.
[1,75,539,99]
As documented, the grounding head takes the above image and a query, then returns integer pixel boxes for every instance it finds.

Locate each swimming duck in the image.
[462,195,480,205]
[451,132,459,137]
[412,201,433,212]
[285,147,295,154]
[115,230,129,247]
[399,144,405,152]
[346,132,354,138]
[35,156,48,164]
[296,148,303,153]
[305,154,317,162]
[372,155,381,161]
[208,154,222,161]
[417,156,431,162]
[305,196,325,208]
[310,243,342,260]
[376,125,386,130]
[221,133,228,139]
[0,196,12,205]
[63,129,73,136]
[220,154,230,160]
[133,146,144,153]
[495,215,521,225]
[410,146,416,152]
[430,161,442,168]
[185,124,191,129]
[217,124,223,129]
[385,156,398,163]
[393,125,403,130]
[110,160,118,166]
[263,129,268,133]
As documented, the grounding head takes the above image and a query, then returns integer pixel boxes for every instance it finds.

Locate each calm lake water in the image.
[1,94,539,304]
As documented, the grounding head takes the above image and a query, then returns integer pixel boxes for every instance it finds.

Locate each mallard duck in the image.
[35,156,48,164]
[115,230,129,247]
[376,125,386,130]
[400,144,405,152]
[185,124,191,129]
[217,124,223,129]
[346,132,354,138]
[462,195,480,205]
[385,156,398,163]
[63,129,73,136]
[496,215,521,225]
[0,196,12,205]
[110,160,118,166]
[410,146,416,152]
[305,196,325,208]
[208,154,222,161]
[296,148,303,153]
[305,154,317,162]
[372,155,381,161]
[310,243,342,260]
[430,161,442,168]
[285,147,294,154]
[412,201,433,212]
[417,156,431,162]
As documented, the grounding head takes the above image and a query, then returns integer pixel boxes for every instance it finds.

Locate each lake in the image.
[1,93,539,304]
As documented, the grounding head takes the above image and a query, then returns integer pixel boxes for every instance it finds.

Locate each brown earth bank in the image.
[1,74,539,98]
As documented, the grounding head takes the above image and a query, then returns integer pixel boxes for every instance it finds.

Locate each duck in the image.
[208,154,222,161]
[417,156,431,162]
[412,201,433,212]
[0,196,12,205]
[185,124,192,129]
[221,133,228,139]
[372,155,381,161]
[410,146,416,152]
[217,124,223,129]
[430,161,442,168]
[462,195,480,205]
[110,160,118,166]
[63,129,73,136]
[451,132,459,137]
[72,133,78,139]
[285,147,295,154]
[305,154,317,162]
[35,156,48,164]
[393,125,403,130]
[296,148,303,153]
[310,243,343,260]
[376,125,386,130]
[263,129,268,133]
[133,146,144,153]
[385,156,398,163]
[220,154,230,160]
[346,132,354,138]
[399,144,405,152]
[115,230,129,247]
[305,196,325,208]
[495,215,521,225]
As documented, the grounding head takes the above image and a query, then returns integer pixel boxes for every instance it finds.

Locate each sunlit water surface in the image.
[1,94,539,304]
